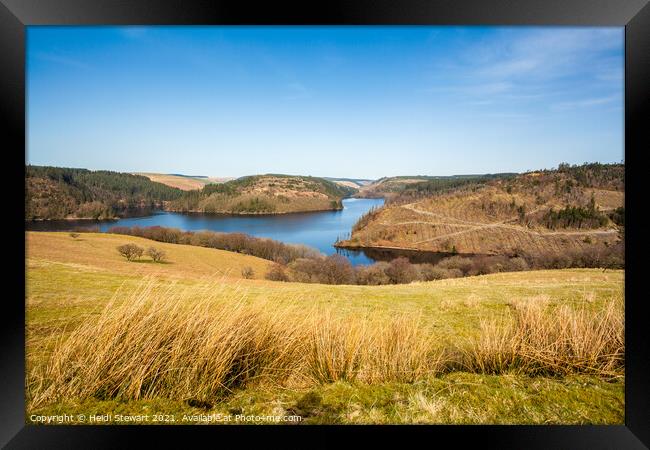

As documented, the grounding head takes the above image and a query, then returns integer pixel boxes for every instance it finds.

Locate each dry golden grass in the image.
[27,280,445,409]
[365,314,446,384]
[28,281,304,408]
[26,232,272,281]
[305,311,444,384]
[25,232,625,423]
[463,295,624,377]
[27,277,624,411]
[136,173,231,191]
[306,308,368,383]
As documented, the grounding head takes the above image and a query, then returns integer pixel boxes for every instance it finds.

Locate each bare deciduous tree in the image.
[117,244,144,261]
[265,264,288,282]
[146,247,166,263]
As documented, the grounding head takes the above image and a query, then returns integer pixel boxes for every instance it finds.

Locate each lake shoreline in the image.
[164,205,344,217]
[25,198,386,266]
[27,204,351,222]
[335,243,482,265]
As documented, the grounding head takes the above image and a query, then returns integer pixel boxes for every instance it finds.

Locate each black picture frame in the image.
[3,0,648,447]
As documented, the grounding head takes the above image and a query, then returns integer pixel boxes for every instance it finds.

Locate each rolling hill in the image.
[26,166,184,220]
[338,163,624,259]
[169,174,356,214]
[26,231,624,424]
[135,173,234,191]
[324,177,375,189]
[355,174,516,199]
[26,167,358,219]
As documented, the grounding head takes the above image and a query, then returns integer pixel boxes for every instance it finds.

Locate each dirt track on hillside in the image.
[399,203,618,246]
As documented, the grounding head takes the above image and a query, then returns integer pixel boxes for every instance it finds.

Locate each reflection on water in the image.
[27,198,386,265]
[336,247,458,265]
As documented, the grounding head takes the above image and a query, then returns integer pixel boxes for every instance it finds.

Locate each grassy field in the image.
[26,232,624,425]
[135,173,232,191]
[27,232,272,282]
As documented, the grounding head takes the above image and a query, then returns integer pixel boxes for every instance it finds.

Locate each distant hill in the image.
[26,168,357,219]
[168,174,356,214]
[324,177,375,189]
[135,173,234,191]
[356,174,516,199]
[337,163,624,259]
[168,173,207,178]
[26,166,184,220]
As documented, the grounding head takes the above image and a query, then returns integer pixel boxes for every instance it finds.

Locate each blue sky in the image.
[27,26,624,179]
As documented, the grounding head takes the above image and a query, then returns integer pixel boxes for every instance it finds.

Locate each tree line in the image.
[266,244,623,285]
[388,173,516,204]
[108,225,321,264]
[103,225,623,286]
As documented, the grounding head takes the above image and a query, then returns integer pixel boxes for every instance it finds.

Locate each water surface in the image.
[27,198,385,265]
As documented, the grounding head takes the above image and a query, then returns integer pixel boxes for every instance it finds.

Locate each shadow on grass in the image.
[129,260,173,265]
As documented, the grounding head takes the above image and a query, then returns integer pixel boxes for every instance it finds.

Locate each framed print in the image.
[2,0,649,447]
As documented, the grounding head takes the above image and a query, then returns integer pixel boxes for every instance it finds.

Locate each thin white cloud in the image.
[424,27,623,107]
[477,28,622,83]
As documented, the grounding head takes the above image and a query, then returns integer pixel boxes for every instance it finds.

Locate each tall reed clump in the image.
[462,295,624,377]
[27,280,623,411]
[304,309,368,383]
[303,310,447,384]
[27,281,308,409]
[365,314,447,384]
[27,280,446,410]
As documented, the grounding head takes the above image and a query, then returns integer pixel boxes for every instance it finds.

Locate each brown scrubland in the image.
[340,163,624,260]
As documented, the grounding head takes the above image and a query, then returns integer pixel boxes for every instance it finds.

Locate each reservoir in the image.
[27,198,385,265]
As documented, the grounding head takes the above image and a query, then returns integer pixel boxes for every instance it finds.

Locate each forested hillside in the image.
[26,166,184,220]
[169,174,356,214]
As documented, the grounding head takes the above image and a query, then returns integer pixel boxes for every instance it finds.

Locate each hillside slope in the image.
[356,174,516,199]
[26,166,184,220]
[135,173,234,191]
[169,174,356,214]
[324,177,374,189]
[26,231,272,281]
[339,163,624,259]
[26,167,357,219]
[26,232,624,424]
